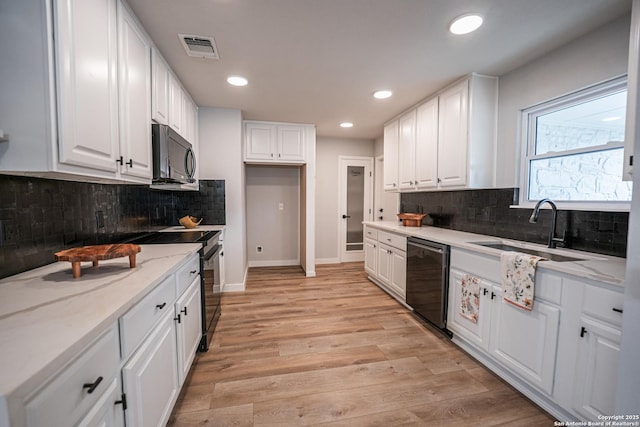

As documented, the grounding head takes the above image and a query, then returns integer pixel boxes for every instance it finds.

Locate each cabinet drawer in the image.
[582,284,624,326]
[176,252,200,296]
[26,325,120,427]
[119,274,176,359]
[364,226,378,240]
[377,230,406,252]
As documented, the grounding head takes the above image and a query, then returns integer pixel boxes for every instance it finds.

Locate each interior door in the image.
[339,156,373,262]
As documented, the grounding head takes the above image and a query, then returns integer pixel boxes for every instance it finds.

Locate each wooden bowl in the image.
[179,216,202,229]
[397,213,426,227]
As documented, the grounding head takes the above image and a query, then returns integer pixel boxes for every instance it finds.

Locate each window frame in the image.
[517,76,631,212]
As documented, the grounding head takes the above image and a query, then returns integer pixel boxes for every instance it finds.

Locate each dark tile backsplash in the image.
[401,188,628,258]
[0,175,225,279]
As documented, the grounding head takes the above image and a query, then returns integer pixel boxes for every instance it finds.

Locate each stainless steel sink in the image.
[474,242,584,262]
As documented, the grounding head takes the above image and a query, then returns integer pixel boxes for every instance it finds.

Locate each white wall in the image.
[198,108,247,291]
[246,165,300,266]
[315,136,375,262]
[496,15,631,187]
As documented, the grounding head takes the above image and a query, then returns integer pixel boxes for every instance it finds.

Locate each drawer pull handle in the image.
[190,270,198,274]
[490,292,496,300]
[181,307,188,316]
[612,307,623,313]
[83,376,103,394]
[156,303,166,310]
[174,314,181,324]
[483,288,488,296]
[115,393,128,410]
[580,326,588,338]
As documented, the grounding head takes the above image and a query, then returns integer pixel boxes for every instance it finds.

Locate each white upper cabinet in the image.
[277,125,306,161]
[151,48,170,126]
[437,80,469,188]
[383,120,399,191]
[397,98,439,191]
[55,0,120,174]
[169,73,183,136]
[397,110,417,190]
[117,0,152,181]
[383,74,497,192]
[244,121,310,164]
[0,0,182,184]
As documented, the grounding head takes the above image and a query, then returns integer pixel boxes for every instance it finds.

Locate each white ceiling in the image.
[126,0,631,140]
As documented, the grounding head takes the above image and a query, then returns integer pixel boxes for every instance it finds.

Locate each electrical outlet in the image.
[256,245,263,253]
[278,202,284,211]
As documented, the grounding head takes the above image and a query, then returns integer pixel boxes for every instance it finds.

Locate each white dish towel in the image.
[500,251,544,311]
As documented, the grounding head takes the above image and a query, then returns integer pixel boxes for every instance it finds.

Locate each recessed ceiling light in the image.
[340,122,354,128]
[373,90,392,99]
[227,76,248,86]
[602,116,622,122]
[449,13,483,35]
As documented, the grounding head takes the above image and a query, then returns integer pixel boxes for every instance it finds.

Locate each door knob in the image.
[342,214,351,219]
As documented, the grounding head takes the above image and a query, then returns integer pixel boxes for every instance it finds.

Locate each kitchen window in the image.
[519,76,632,211]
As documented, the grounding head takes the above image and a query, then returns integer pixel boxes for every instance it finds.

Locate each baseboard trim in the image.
[315,258,340,265]
[248,259,299,267]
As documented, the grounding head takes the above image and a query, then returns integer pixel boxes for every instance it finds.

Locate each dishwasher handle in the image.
[407,237,447,254]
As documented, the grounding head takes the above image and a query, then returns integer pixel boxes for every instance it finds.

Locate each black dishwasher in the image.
[406,237,450,333]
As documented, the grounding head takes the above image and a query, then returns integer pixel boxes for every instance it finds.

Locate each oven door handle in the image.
[203,244,222,261]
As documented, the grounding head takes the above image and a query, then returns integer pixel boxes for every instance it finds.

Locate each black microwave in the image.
[152,124,196,184]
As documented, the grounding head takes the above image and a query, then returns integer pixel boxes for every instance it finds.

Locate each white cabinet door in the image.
[414,98,439,189]
[383,121,399,191]
[489,297,560,395]
[169,73,183,135]
[77,377,124,427]
[573,317,621,420]
[55,0,120,174]
[364,238,377,277]
[117,1,152,181]
[447,268,494,351]
[376,244,392,285]
[123,310,180,427]
[245,122,276,161]
[398,110,416,190]
[437,80,469,188]
[388,248,406,299]
[277,125,305,161]
[175,277,202,386]
[151,49,169,125]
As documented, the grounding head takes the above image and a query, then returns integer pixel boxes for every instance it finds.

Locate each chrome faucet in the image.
[529,199,567,249]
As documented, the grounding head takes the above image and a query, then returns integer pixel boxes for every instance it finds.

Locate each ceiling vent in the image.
[179,34,219,59]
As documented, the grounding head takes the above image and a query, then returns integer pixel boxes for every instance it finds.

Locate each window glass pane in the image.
[346,166,364,249]
[528,148,632,201]
[535,90,627,155]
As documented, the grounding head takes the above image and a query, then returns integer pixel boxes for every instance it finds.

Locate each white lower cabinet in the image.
[122,310,180,427]
[364,238,377,276]
[573,317,621,419]
[489,294,560,394]
[447,268,495,351]
[77,377,124,427]
[175,276,203,386]
[119,251,201,427]
[25,325,121,427]
[364,226,407,302]
[447,247,623,421]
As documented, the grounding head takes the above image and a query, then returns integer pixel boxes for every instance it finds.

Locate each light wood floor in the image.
[168,263,556,426]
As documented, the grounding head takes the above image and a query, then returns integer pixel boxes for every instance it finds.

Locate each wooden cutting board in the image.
[55,244,141,278]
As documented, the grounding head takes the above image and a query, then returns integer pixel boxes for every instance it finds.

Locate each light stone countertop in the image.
[160,224,226,232]
[364,221,626,287]
[0,243,201,406]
